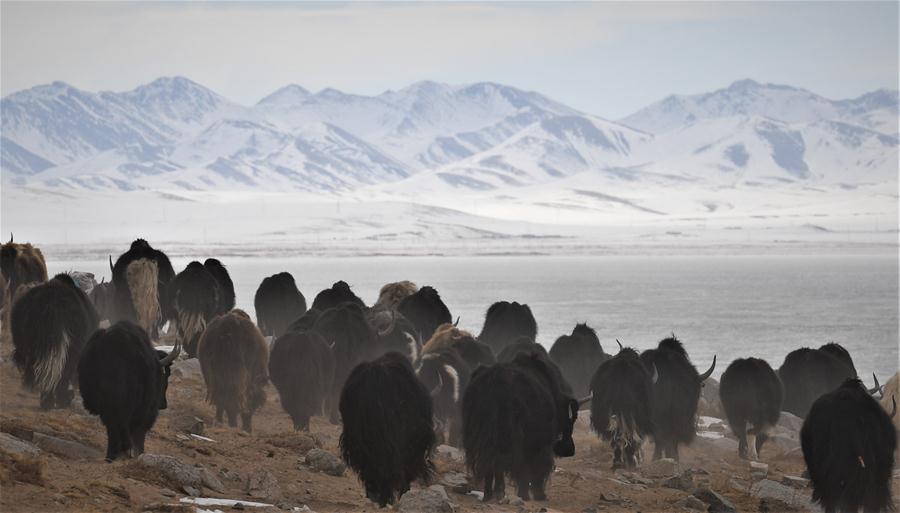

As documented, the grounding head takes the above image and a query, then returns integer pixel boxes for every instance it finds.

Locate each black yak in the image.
[589,346,657,469]
[254,272,307,338]
[110,239,175,338]
[12,274,99,409]
[314,303,378,422]
[78,322,180,461]
[397,286,452,341]
[374,280,418,309]
[416,349,470,446]
[463,351,578,502]
[340,352,436,506]
[477,301,537,354]
[89,278,116,326]
[778,343,857,417]
[269,330,335,431]
[549,323,609,397]
[172,261,220,358]
[367,308,421,362]
[496,336,547,363]
[312,280,365,311]
[1,236,48,345]
[719,357,782,460]
[203,258,235,316]
[802,378,897,513]
[640,337,715,461]
[197,310,269,433]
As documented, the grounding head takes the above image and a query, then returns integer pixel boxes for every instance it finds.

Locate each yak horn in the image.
[430,373,444,398]
[378,310,396,337]
[100,276,106,284]
[453,316,460,327]
[651,363,659,384]
[699,355,717,382]
[7,233,12,244]
[890,396,897,419]
[616,339,623,352]
[159,339,181,366]
[577,393,593,407]
[109,255,114,273]
[869,373,884,397]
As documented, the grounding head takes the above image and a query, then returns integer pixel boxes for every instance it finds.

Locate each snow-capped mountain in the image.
[1,77,897,197]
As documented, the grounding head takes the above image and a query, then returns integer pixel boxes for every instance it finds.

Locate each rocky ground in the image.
[1,345,898,513]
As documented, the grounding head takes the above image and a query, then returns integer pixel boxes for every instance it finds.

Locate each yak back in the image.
[397,286,452,341]
[590,348,654,441]
[312,280,365,311]
[477,301,537,354]
[640,337,701,443]
[203,258,236,315]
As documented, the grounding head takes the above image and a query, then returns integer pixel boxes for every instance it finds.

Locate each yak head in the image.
[553,398,579,457]
[155,341,181,409]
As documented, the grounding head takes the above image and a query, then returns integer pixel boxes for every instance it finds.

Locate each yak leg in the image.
[482,472,494,502]
[448,417,462,448]
[754,432,768,457]
[530,451,553,501]
[54,381,74,409]
[493,471,506,502]
[241,412,253,434]
[104,423,121,462]
[652,436,664,460]
[216,405,224,424]
[39,391,54,410]
[612,441,624,470]
[226,408,238,428]
[735,422,749,459]
[514,470,531,501]
[666,440,680,461]
[746,425,759,460]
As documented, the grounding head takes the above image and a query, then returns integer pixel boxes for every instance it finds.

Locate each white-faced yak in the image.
[463,351,578,502]
[640,337,716,461]
[172,261,220,358]
[78,322,180,461]
[719,357,782,460]
[339,352,436,507]
[197,309,269,432]
[589,345,657,470]
[549,323,609,397]
[269,330,335,431]
[254,272,307,338]
[802,378,896,513]
[477,301,537,355]
[12,274,99,409]
[110,239,175,339]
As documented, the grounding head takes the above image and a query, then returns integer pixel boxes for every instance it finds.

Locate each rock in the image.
[643,457,679,478]
[769,434,800,452]
[749,461,768,480]
[395,485,453,513]
[137,454,225,493]
[781,475,809,489]
[0,432,40,457]
[218,469,242,482]
[777,412,804,432]
[32,432,102,460]
[245,470,281,502]
[170,415,205,435]
[750,479,814,509]
[507,496,525,507]
[692,488,736,513]
[707,436,739,453]
[699,378,723,417]
[435,444,463,462]
[676,495,708,511]
[660,470,694,491]
[171,359,202,380]
[728,477,751,493]
[50,493,68,504]
[303,449,345,477]
[142,503,193,513]
[159,488,177,497]
[439,471,470,493]
[182,485,200,497]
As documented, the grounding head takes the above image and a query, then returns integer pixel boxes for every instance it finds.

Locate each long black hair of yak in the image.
[339,352,436,507]
[590,347,654,441]
[639,337,702,448]
[12,273,99,409]
[173,261,220,357]
[801,378,896,513]
[477,301,538,353]
[254,272,307,337]
[397,286,452,341]
[311,280,365,311]
[549,323,608,397]
[203,258,235,315]
[779,345,856,417]
[111,238,175,326]
[269,330,336,431]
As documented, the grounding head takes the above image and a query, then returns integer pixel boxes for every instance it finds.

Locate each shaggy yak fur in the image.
[367,308,421,362]
[639,337,716,461]
[311,280,365,311]
[719,357,783,460]
[496,337,547,363]
[423,323,495,369]
[172,261,220,358]
[110,239,175,339]
[339,352,436,507]
[416,348,471,446]
[203,258,235,316]
[269,330,335,430]
[462,351,578,502]
[12,274,99,409]
[801,378,896,513]
[197,310,269,432]
[1,238,48,345]
[78,321,179,461]
[254,272,308,338]
[397,286,452,342]
[374,281,418,309]
[590,347,655,470]
[477,301,538,354]
[778,343,858,417]
[549,323,609,398]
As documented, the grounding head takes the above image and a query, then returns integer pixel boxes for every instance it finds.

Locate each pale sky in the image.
[1,1,897,119]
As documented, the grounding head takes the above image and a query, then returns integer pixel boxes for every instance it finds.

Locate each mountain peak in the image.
[257,84,310,105]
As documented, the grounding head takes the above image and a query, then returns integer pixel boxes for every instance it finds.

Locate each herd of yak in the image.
[1,236,897,513]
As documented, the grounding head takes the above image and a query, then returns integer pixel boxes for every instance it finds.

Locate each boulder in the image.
[303,449,345,477]
[395,485,452,513]
[781,475,809,489]
[439,472,470,494]
[171,359,202,380]
[660,470,694,491]
[0,432,40,457]
[676,495,708,511]
[643,457,679,478]
[32,433,102,460]
[698,378,724,417]
[245,470,281,502]
[776,412,804,433]
[136,454,224,493]
[692,488,736,513]
[435,444,463,462]
[749,479,814,509]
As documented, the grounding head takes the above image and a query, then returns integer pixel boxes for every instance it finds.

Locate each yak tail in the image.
[33,331,70,394]
[177,311,207,358]
[462,371,514,484]
[126,259,160,335]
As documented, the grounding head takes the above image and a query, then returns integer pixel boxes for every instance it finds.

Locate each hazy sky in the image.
[2,2,897,119]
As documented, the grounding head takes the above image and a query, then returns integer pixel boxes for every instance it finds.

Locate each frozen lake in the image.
[47,254,899,381]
